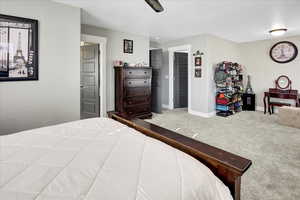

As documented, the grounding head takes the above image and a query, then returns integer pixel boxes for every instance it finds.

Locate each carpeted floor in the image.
[146,109,300,200]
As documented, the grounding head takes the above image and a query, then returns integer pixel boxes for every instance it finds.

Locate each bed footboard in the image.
[108,112,252,200]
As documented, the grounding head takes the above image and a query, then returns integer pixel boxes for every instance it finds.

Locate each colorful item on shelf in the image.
[214,61,244,117]
[216,98,230,105]
[216,105,229,111]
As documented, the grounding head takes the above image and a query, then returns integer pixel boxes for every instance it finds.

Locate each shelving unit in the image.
[214,61,244,117]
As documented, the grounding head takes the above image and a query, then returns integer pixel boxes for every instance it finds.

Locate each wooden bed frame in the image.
[108,112,252,200]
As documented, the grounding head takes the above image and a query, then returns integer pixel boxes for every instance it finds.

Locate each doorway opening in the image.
[168,45,192,112]
[80,42,100,119]
[150,48,163,114]
[173,51,188,109]
[80,34,107,119]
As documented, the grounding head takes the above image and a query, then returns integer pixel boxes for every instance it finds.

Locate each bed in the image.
[0,114,251,200]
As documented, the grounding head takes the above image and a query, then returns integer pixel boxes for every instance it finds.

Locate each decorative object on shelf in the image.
[113,60,123,67]
[195,68,201,78]
[245,75,254,94]
[195,57,202,67]
[0,14,38,82]
[123,39,133,54]
[270,41,298,63]
[242,93,256,111]
[193,50,204,67]
[193,50,204,78]
[123,62,129,67]
[214,61,244,117]
[193,50,204,57]
[113,61,149,68]
[275,75,291,90]
[135,61,149,67]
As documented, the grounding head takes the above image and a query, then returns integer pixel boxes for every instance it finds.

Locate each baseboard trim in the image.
[256,106,264,112]
[162,104,170,109]
[189,109,216,118]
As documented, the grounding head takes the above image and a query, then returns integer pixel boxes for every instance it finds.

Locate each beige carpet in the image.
[146,109,300,200]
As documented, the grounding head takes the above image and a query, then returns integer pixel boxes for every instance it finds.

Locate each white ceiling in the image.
[53,0,300,43]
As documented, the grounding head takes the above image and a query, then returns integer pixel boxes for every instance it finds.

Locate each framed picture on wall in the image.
[195,68,202,78]
[195,57,202,66]
[0,14,38,82]
[123,39,133,54]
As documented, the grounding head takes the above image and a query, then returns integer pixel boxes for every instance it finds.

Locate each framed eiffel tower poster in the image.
[0,14,38,81]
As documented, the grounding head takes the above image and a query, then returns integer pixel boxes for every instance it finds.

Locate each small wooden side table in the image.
[242,93,256,111]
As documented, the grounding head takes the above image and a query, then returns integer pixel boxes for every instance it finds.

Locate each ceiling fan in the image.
[145,0,164,12]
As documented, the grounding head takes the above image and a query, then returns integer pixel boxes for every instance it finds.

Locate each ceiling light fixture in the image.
[269,28,288,36]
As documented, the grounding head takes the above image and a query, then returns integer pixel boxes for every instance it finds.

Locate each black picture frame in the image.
[195,57,202,66]
[195,68,202,78]
[123,39,133,54]
[0,14,38,82]
[269,41,298,64]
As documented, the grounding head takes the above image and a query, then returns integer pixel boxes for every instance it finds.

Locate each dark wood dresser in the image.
[114,66,152,119]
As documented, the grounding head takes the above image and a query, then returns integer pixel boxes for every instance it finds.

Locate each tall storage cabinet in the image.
[114,66,152,119]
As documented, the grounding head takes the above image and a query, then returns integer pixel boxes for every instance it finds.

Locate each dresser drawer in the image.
[125,68,151,78]
[125,96,150,107]
[125,104,150,116]
[125,87,150,97]
[125,79,150,88]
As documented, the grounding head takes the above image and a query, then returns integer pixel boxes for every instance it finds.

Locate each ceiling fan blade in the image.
[145,0,164,12]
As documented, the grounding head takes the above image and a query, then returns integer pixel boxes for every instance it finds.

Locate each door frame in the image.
[168,45,191,111]
[81,34,107,117]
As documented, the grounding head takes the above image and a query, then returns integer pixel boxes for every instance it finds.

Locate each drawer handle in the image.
[129,82,132,84]
[144,81,147,83]
[144,71,147,74]
[129,71,132,74]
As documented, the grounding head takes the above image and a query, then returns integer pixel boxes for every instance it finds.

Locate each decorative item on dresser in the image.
[114,66,152,119]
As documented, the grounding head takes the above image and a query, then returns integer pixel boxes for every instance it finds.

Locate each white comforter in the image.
[0,118,233,200]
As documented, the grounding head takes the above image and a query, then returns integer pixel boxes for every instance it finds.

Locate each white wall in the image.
[150,41,160,49]
[206,35,240,113]
[160,34,300,115]
[159,34,240,115]
[160,35,209,114]
[81,24,150,111]
[239,35,300,108]
[0,0,81,134]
